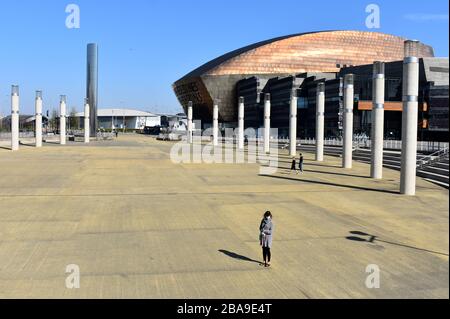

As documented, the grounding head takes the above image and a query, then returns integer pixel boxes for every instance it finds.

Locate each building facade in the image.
[173,30,434,124]
[173,30,448,141]
[235,58,448,141]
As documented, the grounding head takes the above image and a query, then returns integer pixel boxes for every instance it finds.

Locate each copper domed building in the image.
[172,30,434,124]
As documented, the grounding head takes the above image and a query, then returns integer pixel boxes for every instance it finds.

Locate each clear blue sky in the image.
[0,0,448,116]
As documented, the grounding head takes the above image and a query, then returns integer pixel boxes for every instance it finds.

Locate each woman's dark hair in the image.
[264,211,272,218]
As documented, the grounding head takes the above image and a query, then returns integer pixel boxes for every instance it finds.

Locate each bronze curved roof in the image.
[177,30,434,81]
[173,30,435,123]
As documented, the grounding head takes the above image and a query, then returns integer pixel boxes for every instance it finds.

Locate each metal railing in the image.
[212,136,449,154]
[96,131,115,141]
[417,148,449,169]
[296,138,449,153]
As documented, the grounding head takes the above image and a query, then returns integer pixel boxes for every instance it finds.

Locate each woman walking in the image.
[259,211,274,267]
[299,153,304,173]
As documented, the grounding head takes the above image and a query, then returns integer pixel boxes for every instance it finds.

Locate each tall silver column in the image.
[60,95,67,145]
[371,62,385,179]
[84,98,90,143]
[289,89,297,157]
[187,101,193,144]
[35,91,43,148]
[238,97,244,150]
[11,85,19,151]
[342,74,354,169]
[264,93,271,154]
[213,99,219,146]
[400,40,420,195]
[316,83,325,162]
[87,43,98,137]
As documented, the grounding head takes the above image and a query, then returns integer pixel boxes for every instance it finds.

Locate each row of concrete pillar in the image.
[186,41,420,195]
[8,86,91,151]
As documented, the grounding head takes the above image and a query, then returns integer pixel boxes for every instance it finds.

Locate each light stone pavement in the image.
[0,134,448,298]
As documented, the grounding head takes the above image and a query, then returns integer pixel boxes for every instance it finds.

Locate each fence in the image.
[230,136,448,153]
[292,138,449,153]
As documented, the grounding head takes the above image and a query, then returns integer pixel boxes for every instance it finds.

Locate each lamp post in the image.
[11,85,19,151]
[371,62,385,179]
[238,97,245,150]
[289,89,298,157]
[35,91,43,148]
[400,40,420,195]
[342,74,354,169]
[60,95,67,145]
[84,98,90,143]
[264,93,271,154]
[187,101,193,144]
[213,99,219,146]
[316,83,325,162]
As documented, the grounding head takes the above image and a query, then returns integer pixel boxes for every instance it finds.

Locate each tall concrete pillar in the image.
[316,83,325,161]
[371,62,385,179]
[342,74,354,169]
[213,99,219,146]
[289,89,298,157]
[400,40,420,195]
[264,93,271,154]
[238,97,244,150]
[87,43,98,137]
[60,95,67,145]
[187,101,193,144]
[11,85,19,151]
[84,98,90,143]
[35,91,43,148]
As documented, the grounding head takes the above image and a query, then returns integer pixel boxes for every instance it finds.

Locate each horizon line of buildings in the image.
[0,108,187,132]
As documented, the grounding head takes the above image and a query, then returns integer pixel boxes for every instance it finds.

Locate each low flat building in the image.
[0,114,49,131]
[75,108,161,130]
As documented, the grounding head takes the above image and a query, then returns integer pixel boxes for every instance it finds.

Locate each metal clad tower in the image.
[86,43,98,137]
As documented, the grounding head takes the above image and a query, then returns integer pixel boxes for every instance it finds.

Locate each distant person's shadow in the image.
[218,249,261,264]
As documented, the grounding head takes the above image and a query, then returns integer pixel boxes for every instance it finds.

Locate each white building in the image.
[75,108,161,130]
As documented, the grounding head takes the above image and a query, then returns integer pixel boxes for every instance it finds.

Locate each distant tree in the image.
[49,109,58,132]
[69,107,79,130]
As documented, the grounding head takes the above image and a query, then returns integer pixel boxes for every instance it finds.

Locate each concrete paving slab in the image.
[0,134,448,298]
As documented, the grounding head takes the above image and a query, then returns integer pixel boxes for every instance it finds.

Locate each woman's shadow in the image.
[218,249,262,265]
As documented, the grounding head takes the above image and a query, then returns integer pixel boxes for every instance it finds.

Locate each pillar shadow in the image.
[218,249,261,264]
[259,174,399,195]
[19,142,35,148]
[278,160,341,169]
[0,146,11,151]
[303,162,342,169]
[346,231,449,256]
[304,169,370,179]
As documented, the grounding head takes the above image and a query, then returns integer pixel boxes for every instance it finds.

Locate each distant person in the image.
[290,156,298,174]
[259,211,274,267]
[115,130,119,138]
[299,153,304,173]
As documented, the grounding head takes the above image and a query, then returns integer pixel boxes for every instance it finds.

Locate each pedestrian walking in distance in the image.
[290,157,298,174]
[299,153,304,173]
[259,211,274,267]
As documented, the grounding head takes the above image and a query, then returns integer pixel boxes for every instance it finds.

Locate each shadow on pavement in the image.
[218,249,261,264]
[259,173,399,195]
[346,231,449,256]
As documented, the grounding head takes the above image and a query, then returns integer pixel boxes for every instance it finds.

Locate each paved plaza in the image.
[0,134,448,298]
